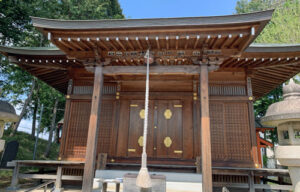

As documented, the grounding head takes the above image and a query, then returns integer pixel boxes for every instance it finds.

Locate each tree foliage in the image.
[0,0,124,139]
[236,0,300,144]
[236,0,300,118]
[236,0,300,44]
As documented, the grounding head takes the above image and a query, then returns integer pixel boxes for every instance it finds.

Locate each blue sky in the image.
[119,0,239,19]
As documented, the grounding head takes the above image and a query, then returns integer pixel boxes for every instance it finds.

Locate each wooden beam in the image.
[102,65,201,75]
[115,37,126,51]
[247,77,259,168]
[193,35,200,49]
[135,37,143,50]
[55,166,63,191]
[155,36,160,49]
[200,64,213,192]
[126,37,135,50]
[59,79,73,160]
[82,66,104,192]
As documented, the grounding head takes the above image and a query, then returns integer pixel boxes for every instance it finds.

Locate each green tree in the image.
[0,0,123,143]
[236,0,300,143]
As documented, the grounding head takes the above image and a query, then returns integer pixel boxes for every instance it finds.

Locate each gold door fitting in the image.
[128,149,136,152]
[139,109,145,119]
[174,104,182,108]
[138,136,143,147]
[164,137,172,148]
[174,150,183,154]
[164,109,172,119]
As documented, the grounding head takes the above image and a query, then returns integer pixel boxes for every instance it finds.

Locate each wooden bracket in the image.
[84,58,111,73]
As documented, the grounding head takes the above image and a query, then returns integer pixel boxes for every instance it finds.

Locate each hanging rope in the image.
[136,49,152,188]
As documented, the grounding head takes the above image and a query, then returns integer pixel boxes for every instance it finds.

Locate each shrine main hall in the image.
[1,9,300,192]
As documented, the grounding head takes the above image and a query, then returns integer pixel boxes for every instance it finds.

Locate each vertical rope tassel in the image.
[136,49,152,188]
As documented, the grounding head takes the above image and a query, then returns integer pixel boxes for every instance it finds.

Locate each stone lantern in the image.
[0,89,19,152]
[261,79,300,192]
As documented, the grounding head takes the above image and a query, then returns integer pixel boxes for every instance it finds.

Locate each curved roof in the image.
[0,46,63,56]
[246,44,300,53]
[2,43,300,56]
[31,10,274,30]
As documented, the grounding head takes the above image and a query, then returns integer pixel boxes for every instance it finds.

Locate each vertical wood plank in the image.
[247,76,259,167]
[196,156,201,174]
[59,79,73,160]
[200,64,213,192]
[82,66,104,192]
[116,100,130,157]
[110,82,121,157]
[153,101,158,157]
[192,81,199,158]
[183,99,193,159]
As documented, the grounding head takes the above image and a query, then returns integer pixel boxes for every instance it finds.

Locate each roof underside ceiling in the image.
[31,10,274,62]
[1,45,299,98]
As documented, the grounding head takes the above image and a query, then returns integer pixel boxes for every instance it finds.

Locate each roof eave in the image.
[31,10,274,30]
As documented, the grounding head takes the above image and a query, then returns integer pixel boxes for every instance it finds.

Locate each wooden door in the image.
[127,100,154,157]
[156,100,183,158]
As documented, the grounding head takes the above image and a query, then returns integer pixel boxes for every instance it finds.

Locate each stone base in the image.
[123,173,166,192]
[52,188,64,192]
[6,186,19,192]
[289,167,300,192]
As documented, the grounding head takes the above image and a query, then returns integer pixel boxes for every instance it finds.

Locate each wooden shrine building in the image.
[1,10,300,192]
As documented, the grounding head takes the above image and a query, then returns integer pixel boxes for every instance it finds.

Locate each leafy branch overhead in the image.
[0,0,124,140]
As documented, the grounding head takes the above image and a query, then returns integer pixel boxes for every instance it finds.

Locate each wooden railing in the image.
[24,180,55,192]
[213,167,293,191]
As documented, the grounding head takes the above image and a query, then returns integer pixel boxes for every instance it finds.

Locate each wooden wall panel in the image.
[61,99,115,160]
[208,101,252,166]
[63,100,91,160]
[183,99,194,159]
[115,100,130,157]
[210,102,226,161]
[97,100,115,154]
[224,103,251,161]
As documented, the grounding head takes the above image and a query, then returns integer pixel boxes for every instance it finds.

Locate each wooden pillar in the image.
[82,66,104,192]
[8,162,20,190]
[59,79,73,160]
[54,166,63,192]
[247,76,259,167]
[200,64,213,192]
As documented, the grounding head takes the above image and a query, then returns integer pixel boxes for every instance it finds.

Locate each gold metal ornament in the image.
[174,150,183,154]
[164,109,172,119]
[164,136,172,148]
[174,104,182,108]
[138,136,144,147]
[139,109,145,119]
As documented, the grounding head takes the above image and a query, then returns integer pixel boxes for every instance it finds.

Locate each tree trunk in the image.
[44,98,59,157]
[10,79,36,136]
[31,99,38,140]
